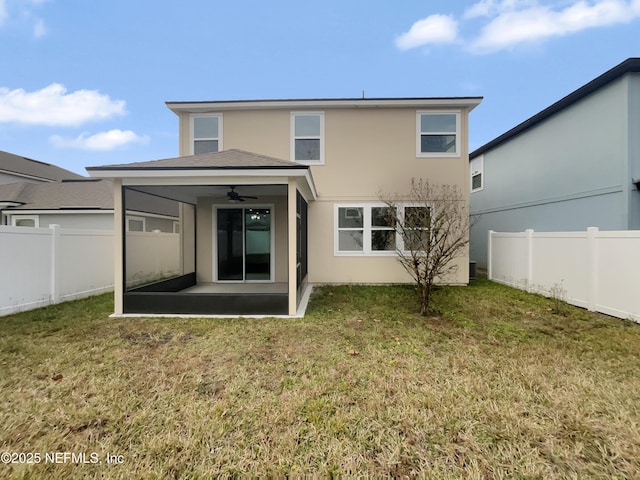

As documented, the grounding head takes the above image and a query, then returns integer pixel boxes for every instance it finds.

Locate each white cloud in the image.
[50,130,149,151]
[0,83,126,126]
[395,14,459,50]
[464,0,537,19]
[398,0,640,54]
[33,17,45,37]
[1,0,50,37]
[471,0,640,52]
[0,0,7,25]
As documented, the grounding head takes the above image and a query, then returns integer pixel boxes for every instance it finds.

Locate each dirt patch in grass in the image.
[1,279,639,478]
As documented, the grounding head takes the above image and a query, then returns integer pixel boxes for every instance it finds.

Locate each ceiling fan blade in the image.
[240,195,258,200]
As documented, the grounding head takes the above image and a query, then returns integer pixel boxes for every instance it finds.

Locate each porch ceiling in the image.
[129,184,288,204]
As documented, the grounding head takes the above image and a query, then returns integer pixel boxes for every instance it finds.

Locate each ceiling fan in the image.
[225,186,258,202]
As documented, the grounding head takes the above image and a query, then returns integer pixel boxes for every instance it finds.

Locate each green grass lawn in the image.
[1,277,639,479]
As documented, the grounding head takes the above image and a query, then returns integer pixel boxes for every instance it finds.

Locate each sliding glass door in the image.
[217,207,272,281]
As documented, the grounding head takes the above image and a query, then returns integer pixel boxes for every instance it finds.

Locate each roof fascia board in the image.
[0,169,56,183]
[166,97,483,114]
[90,168,310,179]
[2,209,113,214]
[119,175,292,187]
[304,170,318,200]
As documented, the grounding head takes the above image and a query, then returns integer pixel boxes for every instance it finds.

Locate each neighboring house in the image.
[469,58,640,268]
[0,179,115,229]
[0,179,180,231]
[0,153,179,231]
[88,96,482,317]
[0,150,83,184]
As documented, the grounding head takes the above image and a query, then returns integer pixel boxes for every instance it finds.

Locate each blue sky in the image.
[1,0,639,175]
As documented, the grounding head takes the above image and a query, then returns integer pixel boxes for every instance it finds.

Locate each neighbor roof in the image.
[0,179,113,210]
[470,58,640,159]
[0,150,84,182]
[86,149,309,171]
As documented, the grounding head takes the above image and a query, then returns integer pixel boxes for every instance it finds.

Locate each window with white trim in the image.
[470,156,484,192]
[11,215,39,227]
[191,114,222,154]
[370,206,396,252]
[291,112,324,164]
[335,204,400,255]
[336,206,364,252]
[401,206,431,252]
[335,204,435,255]
[417,111,459,156]
[126,216,145,232]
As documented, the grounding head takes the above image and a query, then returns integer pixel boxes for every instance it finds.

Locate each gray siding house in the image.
[470,58,640,268]
[0,151,178,231]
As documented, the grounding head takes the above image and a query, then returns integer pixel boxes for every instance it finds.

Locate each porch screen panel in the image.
[123,188,186,290]
[296,191,308,288]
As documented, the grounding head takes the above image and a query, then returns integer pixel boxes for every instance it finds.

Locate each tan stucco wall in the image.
[178,105,472,285]
[177,108,470,195]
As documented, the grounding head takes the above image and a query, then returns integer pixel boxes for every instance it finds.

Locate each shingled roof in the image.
[87,149,308,171]
[0,179,113,210]
[0,150,84,182]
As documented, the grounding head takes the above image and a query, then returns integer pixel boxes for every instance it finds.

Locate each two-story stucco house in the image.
[88,97,482,317]
[470,58,640,268]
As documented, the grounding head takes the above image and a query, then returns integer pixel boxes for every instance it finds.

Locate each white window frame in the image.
[470,155,484,192]
[212,204,276,283]
[11,215,39,228]
[190,113,223,155]
[397,203,432,254]
[416,110,460,158]
[334,204,399,256]
[335,203,435,256]
[126,215,146,232]
[291,112,325,165]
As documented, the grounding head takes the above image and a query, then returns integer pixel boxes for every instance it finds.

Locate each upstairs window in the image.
[291,112,324,164]
[191,114,222,154]
[417,111,459,157]
[470,156,484,192]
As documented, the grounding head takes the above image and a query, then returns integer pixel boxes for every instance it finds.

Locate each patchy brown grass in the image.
[1,278,639,478]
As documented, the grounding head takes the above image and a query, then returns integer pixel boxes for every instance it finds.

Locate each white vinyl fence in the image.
[0,225,114,316]
[488,228,640,322]
[0,225,181,316]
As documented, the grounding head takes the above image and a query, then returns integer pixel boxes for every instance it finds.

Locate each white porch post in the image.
[287,179,297,316]
[113,179,124,315]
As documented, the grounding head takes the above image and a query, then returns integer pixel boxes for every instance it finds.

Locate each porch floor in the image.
[117,283,313,318]
[181,283,288,294]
